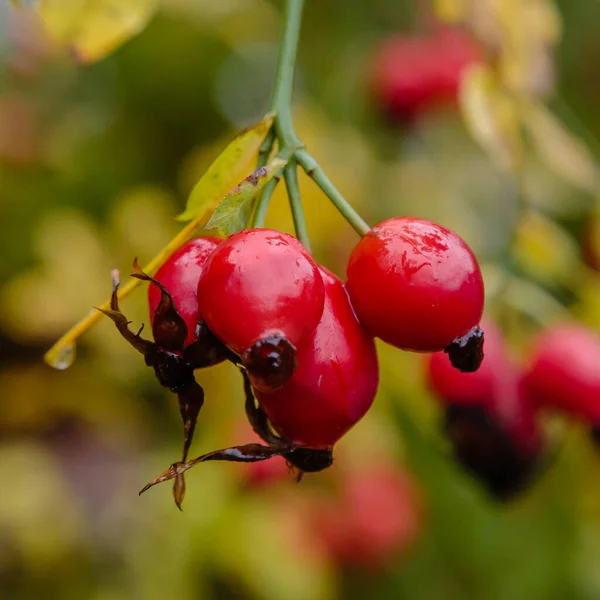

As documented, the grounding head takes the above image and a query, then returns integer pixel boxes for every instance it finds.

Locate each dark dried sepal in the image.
[242,335,297,392]
[96,275,154,356]
[284,448,334,473]
[139,443,291,495]
[445,326,484,373]
[242,370,285,446]
[182,320,232,369]
[131,259,188,352]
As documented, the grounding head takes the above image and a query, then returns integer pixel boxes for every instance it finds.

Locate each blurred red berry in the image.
[256,267,379,449]
[313,465,423,571]
[369,27,483,122]
[427,321,542,499]
[149,236,222,347]
[522,323,600,425]
[197,228,325,392]
[346,216,484,353]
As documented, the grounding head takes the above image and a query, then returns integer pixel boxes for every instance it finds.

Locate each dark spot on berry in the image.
[242,334,297,392]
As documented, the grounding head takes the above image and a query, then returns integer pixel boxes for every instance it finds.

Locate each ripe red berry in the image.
[255,267,379,449]
[149,236,222,347]
[522,323,600,426]
[427,322,541,499]
[197,228,325,392]
[369,27,482,123]
[346,216,485,353]
[312,464,423,570]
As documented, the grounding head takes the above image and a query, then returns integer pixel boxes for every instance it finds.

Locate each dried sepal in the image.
[139,443,291,495]
[96,273,154,356]
[445,325,484,373]
[131,258,188,352]
[241,370,285,446]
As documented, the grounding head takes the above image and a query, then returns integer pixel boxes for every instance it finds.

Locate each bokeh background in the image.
[3,0,600,598]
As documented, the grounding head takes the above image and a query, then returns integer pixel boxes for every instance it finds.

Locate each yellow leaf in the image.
[433,0,467,23]
[460,64,522,172]
[523,102,599,194]
[513,210,580,286]
[177,112,275,222]
[36,0,158,63]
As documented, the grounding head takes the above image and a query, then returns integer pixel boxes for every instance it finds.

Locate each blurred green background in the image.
[3,1,600,599]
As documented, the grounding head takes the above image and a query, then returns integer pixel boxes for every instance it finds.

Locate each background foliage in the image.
[2,1,600,599]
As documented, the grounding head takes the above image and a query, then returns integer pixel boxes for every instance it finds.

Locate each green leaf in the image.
[35,0,158,63]
[204,157,286,236]
[177,113,276,222]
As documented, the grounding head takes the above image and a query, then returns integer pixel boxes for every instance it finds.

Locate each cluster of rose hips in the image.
[369,25,482,123]
[101,216,485,507]
[427,320,600,499]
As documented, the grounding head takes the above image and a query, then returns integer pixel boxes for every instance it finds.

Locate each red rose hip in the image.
[197,228,325,392]
[522,323,600,426]
[255,267,379,450]
[138,267,380,491]
[149,236,222,348]
[369,27,482,123]
[346,216,484,353]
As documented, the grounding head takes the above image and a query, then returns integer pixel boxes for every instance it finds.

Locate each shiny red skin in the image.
[197,228,325,355]
[370,27,483,122]
[148,236,221,347]
[313,465,422,570]
[255,267,379,448]
[346,217,484,352]
[522,324,600,424]
[428,321,539,456]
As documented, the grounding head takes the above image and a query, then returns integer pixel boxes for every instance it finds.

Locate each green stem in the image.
[251,0,304,229]
[284,160,310,250]
[295,149,370,236]
[257,128,276,168]
[250,128,278,228]
[252,177,279,228]
[271,0,304,148]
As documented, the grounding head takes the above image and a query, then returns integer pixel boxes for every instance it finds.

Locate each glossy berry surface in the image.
[522,323,600,425]
[255,267,379,448]
[346,216,485,352]
[370,27,482,123]
[197,228,325,391]
[149,236,221,347]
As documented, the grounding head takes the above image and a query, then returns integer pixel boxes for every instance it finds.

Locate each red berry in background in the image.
[369,26,483,123]
[255,266,379,449]
[427,321,542,499]
[522,323,600,426]
[149,236,222,347]
[346,216,484,353]
[197,228,325,392]
[312,464,423,571]
[427,320,512,406]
